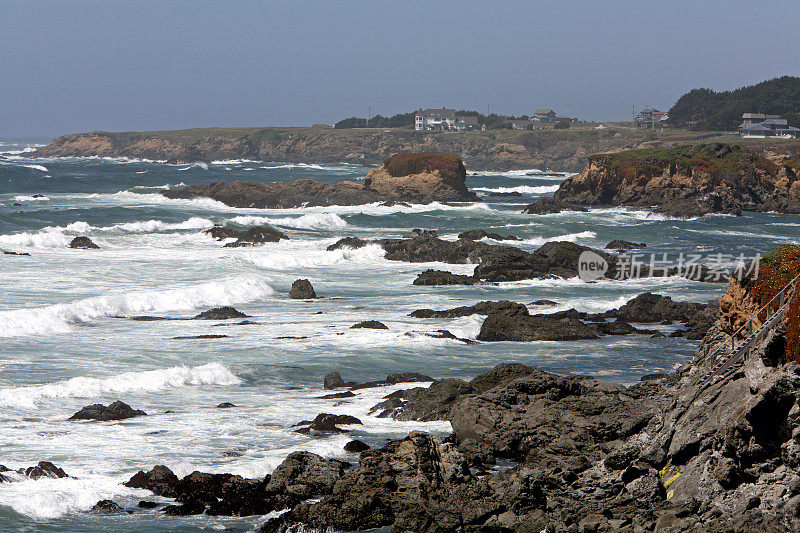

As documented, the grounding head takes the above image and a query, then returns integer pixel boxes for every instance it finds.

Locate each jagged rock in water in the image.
[410,300,528,319]
[69,236,99,249]
[523,197,588,214]
[413,269,479,286]
[69,401,146,421]
[193,306,249,320]
[350,320,388,330]
[289,279,317,299]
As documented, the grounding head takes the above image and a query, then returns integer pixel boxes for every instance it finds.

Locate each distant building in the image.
[414,108,479,131]
[738,113,800,138]
[635,108,669,126]
[508,119,537,130]
[532,109,577,123]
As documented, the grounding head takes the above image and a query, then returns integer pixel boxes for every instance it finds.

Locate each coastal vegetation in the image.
[588,143,779,180]
[382,152,465,181]
[668,76,800,130]
[751,245,800,362]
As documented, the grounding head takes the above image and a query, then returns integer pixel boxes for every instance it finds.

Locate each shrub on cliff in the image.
[751,245,800,362]
[382,153,466,182]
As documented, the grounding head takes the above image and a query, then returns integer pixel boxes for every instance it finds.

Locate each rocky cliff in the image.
[554,143,800,216]
[30,127,664,172]
[162,152,478,207]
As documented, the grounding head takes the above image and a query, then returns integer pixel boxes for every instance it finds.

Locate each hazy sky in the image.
[2,0,799,137]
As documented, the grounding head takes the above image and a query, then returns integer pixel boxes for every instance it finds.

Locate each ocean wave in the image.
[0,161,49,171]
[479,169,573,180]
[0,276,275,338]
[483,230,596,246]
[111,217,214,233]
[12,194,50,201]
[0,229,72,248]
[473,185,560,194]
[131,181,186,190]
[0,362,241,409]
[227,213,347,230]
[177,162,209,171]
[243,243,385,270]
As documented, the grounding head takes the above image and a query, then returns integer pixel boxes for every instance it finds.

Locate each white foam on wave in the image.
[0,229,72,248]
[0,363,241,410]
[12,194,50,201]
[112,217,214,233]
[483,230,596,246]
[0,161,49,171]
[242,242,386,270]
[0,475,145,519]
[0,275,275,338]
[479,169,573,180]
[228,213,347,230]
[473,185,560,194]
[177,162,209,171]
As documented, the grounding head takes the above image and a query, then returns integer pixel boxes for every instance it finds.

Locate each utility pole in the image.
[632,104,636,124]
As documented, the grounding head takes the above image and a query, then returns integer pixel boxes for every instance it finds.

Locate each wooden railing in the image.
[698,272,800,386]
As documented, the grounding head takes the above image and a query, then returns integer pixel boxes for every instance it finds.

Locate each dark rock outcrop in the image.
[69,236,99,249]
[69,401,146,421]
[410,300,529,319]
[344,440,370,453]
[523,197,588,214]
[193,307,249,320]
[477,312,601,341]
[294,413,363,434]
[289,279,317,299]
[326,237,367,251]
[205,225,287,246]
[91,500,122,512]
[457,229,519,241]
[350,320,388,330]
[413,269,479,286]
[605,239,647,250]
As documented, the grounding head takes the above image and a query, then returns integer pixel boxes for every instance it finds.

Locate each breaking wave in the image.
[0,276,275,338]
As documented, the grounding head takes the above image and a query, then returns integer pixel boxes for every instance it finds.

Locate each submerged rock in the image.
[343,440,370,453]
[289,279,317,299]
[69,401,146,421]
[69,236,99,249]
[293,413,363,434]
[326,237,367,251]
[457,229,519,241]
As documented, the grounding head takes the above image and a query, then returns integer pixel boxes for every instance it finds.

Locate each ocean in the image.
[0,138,798,532]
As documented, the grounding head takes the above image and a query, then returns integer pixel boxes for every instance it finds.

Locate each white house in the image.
[415,108,476,131]
[738,113,800,138]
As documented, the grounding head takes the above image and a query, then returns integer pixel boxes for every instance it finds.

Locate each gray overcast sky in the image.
[2,0,799,137]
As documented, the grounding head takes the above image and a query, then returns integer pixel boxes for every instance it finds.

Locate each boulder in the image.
[91,500,122,512]
[23,461,68,480]
[344,440,371,453]
[217,402,236,408]
[193,306,249,320]
[265,451,349,500]
[69,401,146,421]
[323,372,346,389]
[124,465,181,497]
[289,279,317,299]
[69,236,99,249]
[370,379,476,421]
[608,292,705,323]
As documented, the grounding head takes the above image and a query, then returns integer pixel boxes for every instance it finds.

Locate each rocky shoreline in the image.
[9,251,800,531]
[162,152,478,207]
[554,143,800,217]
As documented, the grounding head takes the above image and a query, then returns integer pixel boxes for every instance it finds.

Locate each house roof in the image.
[740,123,773,133]
[761,118,789,126]
[459,116,479,125]
[534,109,555,115]
[418,108,457,119]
